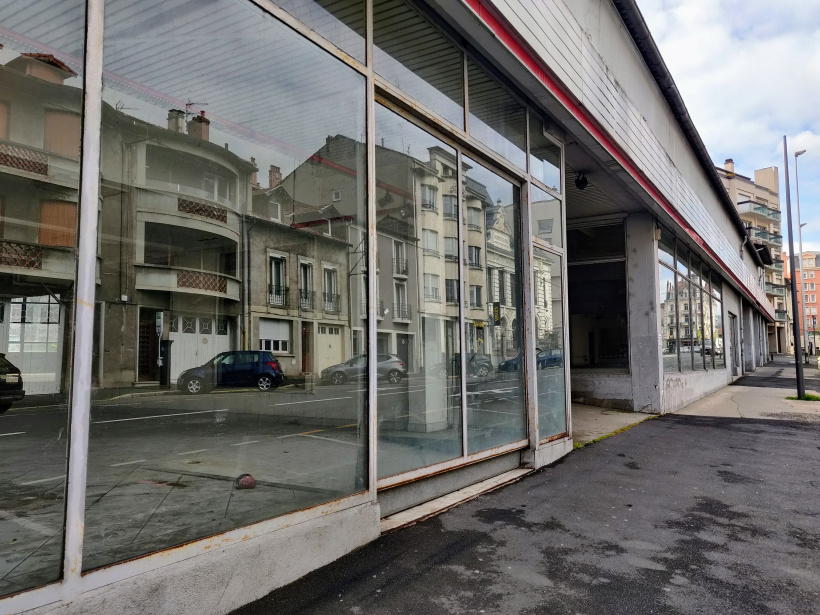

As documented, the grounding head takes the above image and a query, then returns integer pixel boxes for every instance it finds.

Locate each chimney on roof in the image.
[187,110,210,141]
[6,53,77,85]
[250,157,259,187]
[167,109,185,133]
[724,158,734,174]
[269,165,282,189]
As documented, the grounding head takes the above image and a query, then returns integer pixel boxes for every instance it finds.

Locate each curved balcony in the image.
[135,264,239,301]
[0,139,79,187]
[0,240,76,281]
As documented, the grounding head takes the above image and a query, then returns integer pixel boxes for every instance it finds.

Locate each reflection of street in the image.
[0,373,528,589]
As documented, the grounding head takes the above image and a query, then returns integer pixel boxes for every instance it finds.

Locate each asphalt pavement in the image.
[232,412,820,615]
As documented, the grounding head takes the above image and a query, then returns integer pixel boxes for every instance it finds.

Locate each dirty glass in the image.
[690,259,705,370]
[534,248,566,439]
[530,184,563,248]
[529,116,561,193]
[467,58,527,170]
[713,296,725,368]
[463,156,527,453]
[270,0,365,62]
[374,105,463,478]
[0,0,85,596]
[679,279,694,372]
[374,0,464,128]
[84,0,367,571]
[659,263,678,372]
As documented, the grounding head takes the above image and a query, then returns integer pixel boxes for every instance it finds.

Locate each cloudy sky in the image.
[638,0,820,254]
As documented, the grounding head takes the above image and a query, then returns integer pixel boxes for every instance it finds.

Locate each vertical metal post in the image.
[365,0,378,500]
[783,136,805,398]
[794,150,808,360]
[456,151,469,459]
[520,180,539,452]
[63,0,105,592]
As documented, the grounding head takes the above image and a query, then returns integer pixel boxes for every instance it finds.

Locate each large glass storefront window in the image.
[463,156,527,453]
[374,105,462,478]
[84,0,368,572]
[0,1,85,596]
[534,248,566,439]
[659,262,678,373]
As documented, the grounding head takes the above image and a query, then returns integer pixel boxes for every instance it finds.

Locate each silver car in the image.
[321,354,406,385]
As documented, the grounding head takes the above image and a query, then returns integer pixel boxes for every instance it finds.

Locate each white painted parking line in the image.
[110,459,146,467]
[231,440,260,446]
[92,409,228,424]
[272,396,350,406]
[299,434,361,446]
[19,475,65,485]
[0,431,25,437]
[177,449,208,455]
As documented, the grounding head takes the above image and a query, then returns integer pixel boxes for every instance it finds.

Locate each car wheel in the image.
[438,367,448,379]
[331,371,346,385]
[185,377,204,394]
[0,402,11,414]
[476,365,489,377]
[387,370,402,384]
[257,375,274,391]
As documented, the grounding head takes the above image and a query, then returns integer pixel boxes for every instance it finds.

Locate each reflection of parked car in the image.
[0,354,25,413]
[322,354,406,385]
[536,348,563,368]
[178,351,285,394]
[431,353,494,377]
[703,341,723,357]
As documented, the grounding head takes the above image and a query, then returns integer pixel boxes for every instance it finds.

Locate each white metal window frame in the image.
[2,0,569,609]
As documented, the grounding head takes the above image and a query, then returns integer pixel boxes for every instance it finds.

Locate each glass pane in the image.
[567,223,625,262]
[679,280,694,371]
[529,117,561,193]
[374,104,462,478]
[703,287,713,369]
[85,0,367,572]
[691,261,705,370]
[463,156,527,453]
[659,264,678,372]
[658,227,675,267]
[270,0,365,62]
[467,59,526,169]
[0,1,85,595]
[534,249,566,438]
[713,298,725,368]
[374,0,464,128]
[530,184,563,248]
[676,243,690,277]
[568,262,629,369]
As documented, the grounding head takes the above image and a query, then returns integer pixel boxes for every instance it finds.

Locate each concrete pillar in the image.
[626,213,662,413]
[742,302,756,372]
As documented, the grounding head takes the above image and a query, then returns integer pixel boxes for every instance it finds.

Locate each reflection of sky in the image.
[464,156,514,207]
[100,0,365,180]
[376,104,454,161]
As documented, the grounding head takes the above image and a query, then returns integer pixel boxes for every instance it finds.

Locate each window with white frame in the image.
[469,285,482,307]
[420,184,437,210]
[270,256,287,305]
[467,207,481,228]
[422,229,438,254]
[443,194,457,218]
[424,273,440,300]
[260,319,291,354]
[444,236,458,260]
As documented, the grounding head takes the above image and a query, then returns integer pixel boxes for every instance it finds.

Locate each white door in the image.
[169,315,232,383]
[316,325,344,372]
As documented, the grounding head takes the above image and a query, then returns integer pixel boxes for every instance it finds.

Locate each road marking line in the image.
[0,510,55,536]
[19,475,65,485]
[273,396,350,406]
[299,429,323,435]
[177,449,208,455]
[93,409,228,424]
[110,459,146,467]
[336,423,358,429]
[0,432,25,437]
[231,440,260,446]
[299,434,360,446]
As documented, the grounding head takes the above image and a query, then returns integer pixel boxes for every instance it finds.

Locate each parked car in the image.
[177,351,285,394]
[703,341,723,357]
[498,348,562,371]
[322,354,406,385]
[429,352,494,378]
[0,354,25,413]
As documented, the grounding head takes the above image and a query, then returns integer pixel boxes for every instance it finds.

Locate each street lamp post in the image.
[795,149,808,359]
[784,136,805,398]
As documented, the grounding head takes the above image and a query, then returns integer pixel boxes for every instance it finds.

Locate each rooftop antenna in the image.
[185,99,208,121]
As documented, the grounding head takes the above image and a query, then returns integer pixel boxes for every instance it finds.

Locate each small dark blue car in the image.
[177,350,284,394]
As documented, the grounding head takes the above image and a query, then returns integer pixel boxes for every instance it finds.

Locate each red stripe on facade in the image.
[464,0,773,319]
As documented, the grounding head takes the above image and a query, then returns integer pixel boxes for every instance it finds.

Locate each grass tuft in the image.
[785,394,820,401]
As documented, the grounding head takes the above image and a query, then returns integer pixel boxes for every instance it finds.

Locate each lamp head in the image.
[795,149,807,157]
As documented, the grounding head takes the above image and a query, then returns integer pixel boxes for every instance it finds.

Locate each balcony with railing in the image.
[767,258,784,271]
[323,292,341,313]
[299,289,315,310]
[467,223,482,232]
[393,302,412,322]
[0,240,76,280]
[444,251,458,262]
[765,282,786,297]
[738,201,781,222]
[135,264,239,300]
[421,202,437,213]
[468,258,483,270]
[443,208,458,220]
[268,285,289,307]
[0,138,79,186]
[424,289,441,302]
[750,228,783,246]
[393,257,409,276]
[775,309,788,322]
[360,298,385,319]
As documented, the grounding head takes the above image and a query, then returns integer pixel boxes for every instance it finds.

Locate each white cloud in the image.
[639,0,820,246]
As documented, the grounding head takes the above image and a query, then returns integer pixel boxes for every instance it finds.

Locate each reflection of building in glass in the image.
[0,53,82,395]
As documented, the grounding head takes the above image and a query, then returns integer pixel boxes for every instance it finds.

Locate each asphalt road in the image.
[232,414,820,615]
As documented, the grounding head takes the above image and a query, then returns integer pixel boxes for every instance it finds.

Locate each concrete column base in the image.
[522,437,573,469]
